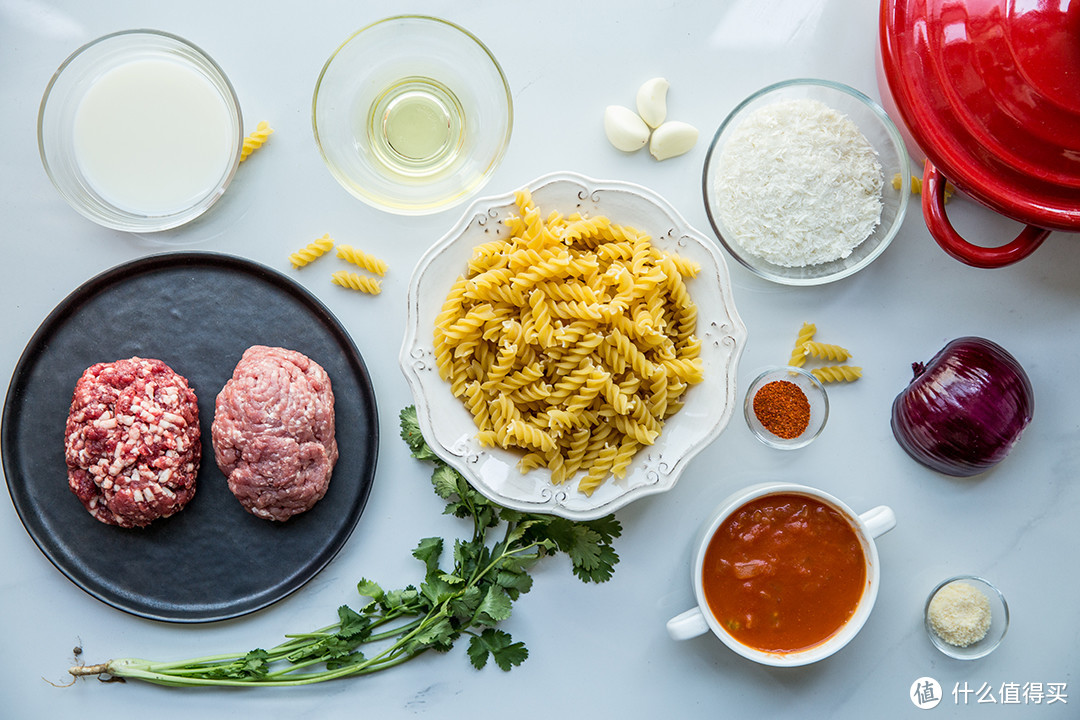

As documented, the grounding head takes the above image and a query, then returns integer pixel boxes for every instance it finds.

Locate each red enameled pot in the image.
[877,0,1080,268]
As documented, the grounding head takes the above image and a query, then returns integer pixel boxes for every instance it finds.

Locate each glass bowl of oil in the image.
[313,15,513,215]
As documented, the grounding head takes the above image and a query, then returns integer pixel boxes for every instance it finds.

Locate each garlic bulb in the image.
[649,120,698,160]
[636,77,669,129]
[604,105,651,152]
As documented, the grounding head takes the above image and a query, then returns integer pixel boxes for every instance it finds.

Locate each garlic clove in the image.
[649,120,699,161]
[636,77,669,129]
[604,105,651,153]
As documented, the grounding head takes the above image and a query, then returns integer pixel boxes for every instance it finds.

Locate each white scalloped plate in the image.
[399,172,747,520]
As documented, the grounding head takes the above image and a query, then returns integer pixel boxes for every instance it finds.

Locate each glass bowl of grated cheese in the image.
[924,575,1009,660]
[702,79,910,285]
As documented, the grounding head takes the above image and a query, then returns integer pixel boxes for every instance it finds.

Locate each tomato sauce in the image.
[702,493,866,653]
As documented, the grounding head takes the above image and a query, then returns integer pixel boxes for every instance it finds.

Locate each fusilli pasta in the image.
[802,341,852,362]
[240,121,274,162]
[336,244,389,276]
[788,322,816,367]
[432,192,703,496]
[892,173,954,202]
[331,270,382,295]
[811,365,863,383]
[289,234,333,268]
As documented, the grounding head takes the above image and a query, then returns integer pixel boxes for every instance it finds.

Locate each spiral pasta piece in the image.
[610,437,640,480]
[578,443,618,496]
[240,120,274,162]
[331,270,382,295]
[802,341,852,362]
[811,365,863,383]
[336,244,388,276]
[289,234,334,268]
[788,322,816,367]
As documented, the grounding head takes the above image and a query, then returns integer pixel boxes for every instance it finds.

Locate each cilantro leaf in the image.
[409,616,456,652]
[582,514,623,545]
[573,542,619,583]
[420,576,458,605]
[467,629,528,671]
[475,585,513,625]
[494,569,533,599]
[412,537,443,576]
[448,585,483,621]
[383,586,422,611]
[399,406,440,462]
[536,518,620,583]
[336,605,370,639]
[430,465,460,499]
[356,578,383,603]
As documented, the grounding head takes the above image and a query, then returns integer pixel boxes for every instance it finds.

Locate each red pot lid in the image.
[880,0,1080,232]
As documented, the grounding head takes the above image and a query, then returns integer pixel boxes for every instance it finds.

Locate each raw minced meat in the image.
[211,345,337,522]
[64,357,201,528]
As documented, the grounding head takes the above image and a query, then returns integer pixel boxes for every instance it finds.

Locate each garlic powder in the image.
[714,98,883,267]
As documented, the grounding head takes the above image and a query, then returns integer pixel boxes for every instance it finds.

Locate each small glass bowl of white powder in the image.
[924,576,1009,660]
[702,79,910,285]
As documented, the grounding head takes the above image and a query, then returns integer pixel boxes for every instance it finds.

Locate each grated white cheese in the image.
[714,98,883,267]
[928,581,992,647]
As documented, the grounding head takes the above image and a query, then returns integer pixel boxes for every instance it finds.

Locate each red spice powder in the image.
[753,380,810,439]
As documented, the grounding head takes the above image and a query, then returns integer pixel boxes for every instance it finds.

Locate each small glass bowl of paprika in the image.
[743,367,829,449]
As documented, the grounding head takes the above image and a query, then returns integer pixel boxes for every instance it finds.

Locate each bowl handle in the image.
[922,160,1051,268]
[666,607,710,641]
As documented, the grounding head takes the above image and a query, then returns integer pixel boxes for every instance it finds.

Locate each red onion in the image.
[891,337,1034,477]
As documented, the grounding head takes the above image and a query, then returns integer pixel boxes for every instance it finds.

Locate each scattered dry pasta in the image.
[788,322,816,368]
[289,234,334,268]
[337,244,389,276]
[240,121,274,162]
[433,189,703,496]
[892,173,954,202]
[331,270,382,295]
[802,341,852,362]
[811,365,862,383]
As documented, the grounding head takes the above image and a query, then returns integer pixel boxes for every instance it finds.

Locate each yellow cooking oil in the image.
[367,76,465,178]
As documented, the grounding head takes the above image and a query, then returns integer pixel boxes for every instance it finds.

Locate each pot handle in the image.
[922,160,1051,268]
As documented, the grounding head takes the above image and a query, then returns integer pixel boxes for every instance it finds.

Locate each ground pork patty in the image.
[211,345,338,522]
[64,357,201,528]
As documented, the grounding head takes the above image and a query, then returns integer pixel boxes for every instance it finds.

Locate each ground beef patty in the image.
[212,345,337,521]
[64,357,201,528]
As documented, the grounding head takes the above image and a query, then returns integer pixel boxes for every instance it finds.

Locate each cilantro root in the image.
[67,406,620,687]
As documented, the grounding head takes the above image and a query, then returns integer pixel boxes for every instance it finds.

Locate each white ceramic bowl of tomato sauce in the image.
[666,482,896,666]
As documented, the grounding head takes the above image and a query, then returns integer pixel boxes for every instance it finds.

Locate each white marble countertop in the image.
[2,1,1077,717]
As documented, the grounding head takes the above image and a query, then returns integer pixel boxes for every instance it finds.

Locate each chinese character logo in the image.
[911,677,943,709]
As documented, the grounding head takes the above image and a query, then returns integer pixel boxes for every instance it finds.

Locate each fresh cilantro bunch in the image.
[69,406,621,687]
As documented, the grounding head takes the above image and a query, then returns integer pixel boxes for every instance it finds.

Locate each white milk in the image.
[73,58,234,215]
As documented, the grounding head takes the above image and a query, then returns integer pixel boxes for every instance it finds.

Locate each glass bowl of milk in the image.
[38,30,243,232]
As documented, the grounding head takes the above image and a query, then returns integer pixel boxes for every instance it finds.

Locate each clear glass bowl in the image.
[312,15,513,215]
[37,29,242,232]
[744,367,828,449]
[925,575,1009,660]
[702,79,910,285]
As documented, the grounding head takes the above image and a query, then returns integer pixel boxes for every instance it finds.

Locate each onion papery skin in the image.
[891,337,1034,477]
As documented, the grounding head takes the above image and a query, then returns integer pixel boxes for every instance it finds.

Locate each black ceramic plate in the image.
[1,252,378,623]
